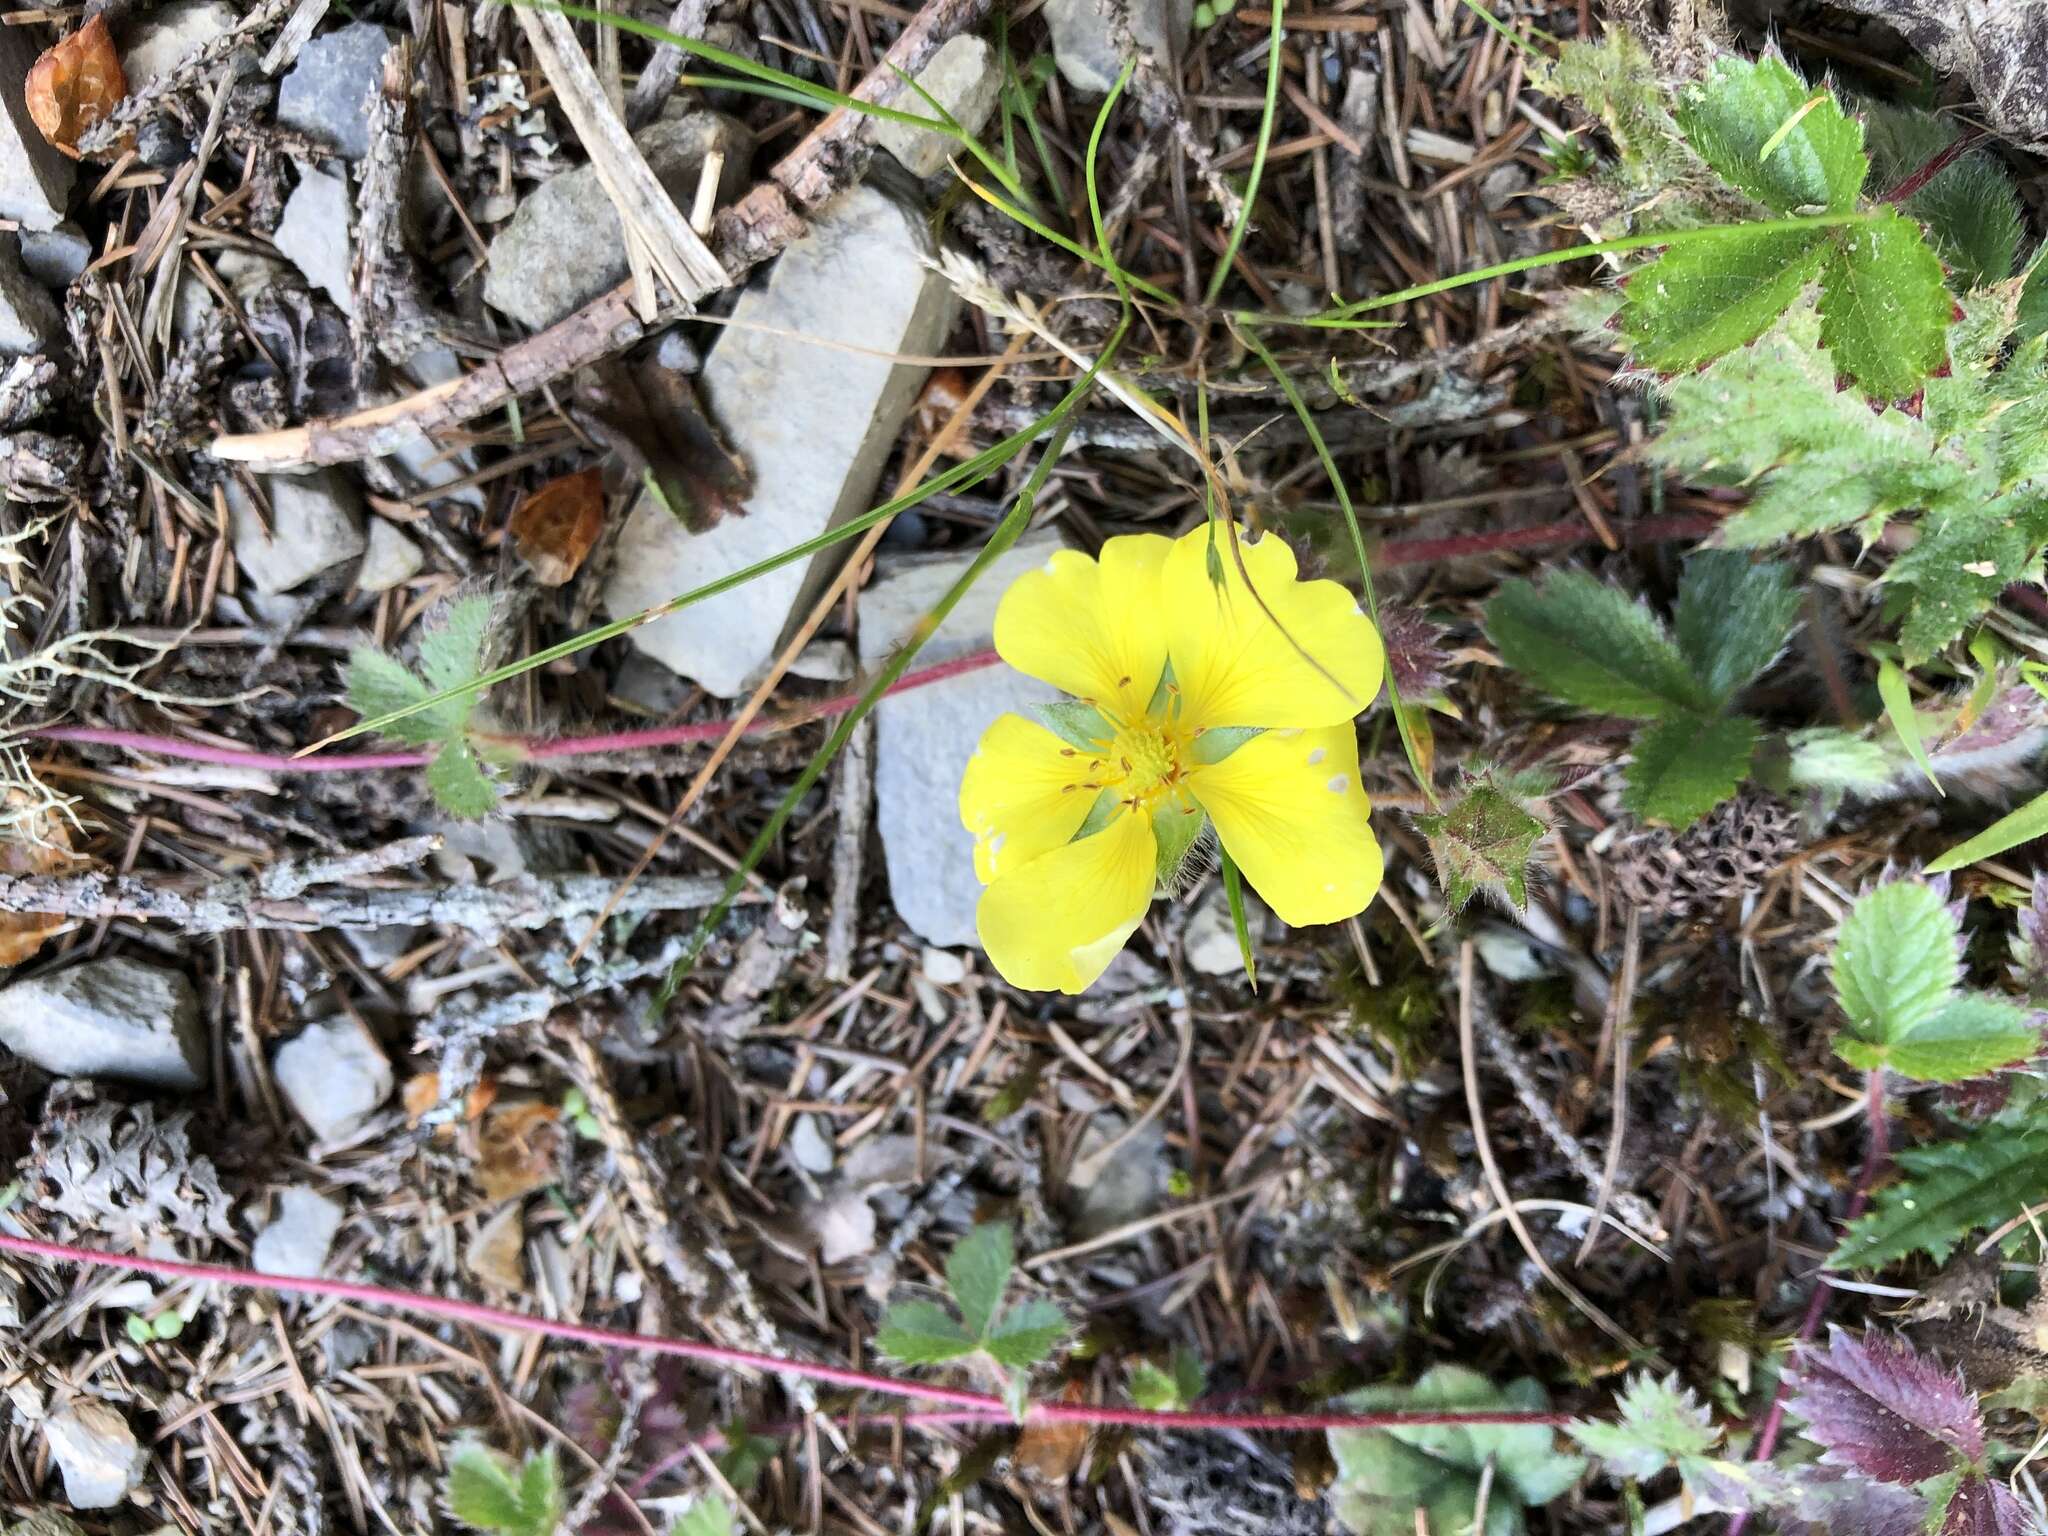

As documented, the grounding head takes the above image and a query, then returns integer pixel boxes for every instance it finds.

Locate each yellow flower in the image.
[959,523,1386,993]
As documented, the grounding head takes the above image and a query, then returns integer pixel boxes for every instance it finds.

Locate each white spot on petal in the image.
[1307,748,1326,765]
[990,833,1006,854]
[1327,775,1349,793]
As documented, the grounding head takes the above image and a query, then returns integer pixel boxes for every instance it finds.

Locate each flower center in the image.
[1102,717,1194,812]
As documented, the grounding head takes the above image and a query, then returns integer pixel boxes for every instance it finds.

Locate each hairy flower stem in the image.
[24,513,1723,778]
[1724,1068,1890,1536]
[0,1231,1571,1435]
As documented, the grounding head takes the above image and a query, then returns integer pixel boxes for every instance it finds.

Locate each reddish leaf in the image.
[1780,1466,1929,1536]
[1790,1327,1982,1485]
[1940,1474,2038,1536]
[509,469,604,586]
[25,15,125,156]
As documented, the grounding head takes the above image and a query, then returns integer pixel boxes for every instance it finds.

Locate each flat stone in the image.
[273,162,353,315]
[858,533,1064,947]
[788,1113,835,1174]
[227,469,366,593]
[0,957,205,1089]
[921,947,968,985]
[874,35,1001,178]
[43,1401,145,1510]
[357,518,422,592]
[121,0,238,93]
[0,236,61,354]
[275,21,397,161]
[1185,889,1255,976]
[251,1186,345,1278]
[1066,1115,1167,1238]
[606,181,956,697]
[0,24,72,230]
[483,111,754,331]
[273,1017,393,1142]
[1043,0,1194,94]
[19,222,89,286]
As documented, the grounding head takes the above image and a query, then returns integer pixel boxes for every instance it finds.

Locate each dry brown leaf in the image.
[0,793,74,968]
[402,1073,496,1128]
[509,469,604,586]
[1013,1382,1090,1481]
[25,15,125,157]
[474,1101,564,1203]
[465,1201,527,1292]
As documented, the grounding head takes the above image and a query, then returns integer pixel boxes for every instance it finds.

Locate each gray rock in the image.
[859,533,1064,946]
[606,182,957,696]
[0,957,205,1089]
[43,1402,144,1509]
[227,469,366,593]
[0,236,61,354]
[357,518,422,592]
[0,25,71,230]
[1066,1115,1167,1238]
[921,946,968,985]
[483,112,754,330]
[1184,890,1251,976]
[273,1017,393,1142]
[19,222,89,286]
[1043,0,1195,94]
[273,162,353,314]
[173,248,283,341]
[120,0,238,94]
[251,1187,345,1278]
[788,1113,835,1174]
[275,21,397,161]
[874,35,1001,178]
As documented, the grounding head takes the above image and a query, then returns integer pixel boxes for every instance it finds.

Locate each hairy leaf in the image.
[1676,55,1864,214]
[668,1498,738,1536]
[1938,1472,2037,1536]
[1863,102,2022,290]
[1414,777,1549,913]
[1485,572,1706,720]
[1834,991,2040,1082]
[874,1299,977,1365]
[427,741,500,820]
[421,595,495,698]
[1568,1373,1722,1481]
[947,1222,1012,1339]
[1818,206,1955,401]
[346,651,436,743]
[1622,713,1759,828]
[984,1299,1069,1369]
[1832,1121,2048,1269]
[444,1443,563,1536]
[1789,1327,1981,1484]
[1831,879,1962,1043]
[1622,226,1829,372]
[1673,552,1801,707]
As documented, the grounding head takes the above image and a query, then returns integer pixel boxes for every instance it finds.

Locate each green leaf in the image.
[1832,878,1960,1040]
[421,595,495,697]
[1832,1121,2048,1269]
[445,1443,562,1536]
[1676,55,1865,213]
[984,1298,1068,1369]
[1622,226,1829,373]
[1415,777,1549,913]
[1817,206,1955,401]
[946,1222,1012,1340]
[1886,497,2046,663]
[1219,846,1257,986]
[1673,551,1801,707]
[1485,572,1706,720]
[1785,727,1895,795]
[1330,1367,1585,1536]
[1152,800,1209,887]
[668,1498,738,1536]
[1129,1347,1207,1411]
[1877,658,1942,794]
[428,740,499,820]
[1836,992,2041,1082]
[1032,701,1114,752]
[1567,1373,1722,1481]
[1622,713,1759,828]
[1863,101,2021,290]
[347,650,437,742]
[1929,788,2048,874]
[875,1299,978,1365]
[1191,725,1263,763]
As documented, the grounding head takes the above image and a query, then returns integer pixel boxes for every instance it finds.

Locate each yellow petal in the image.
[993,535,1172,723]
[1162,523,1384,731]
[959,714,1095,883]
[976,807,1157,993]
[1189,725,1382,927]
